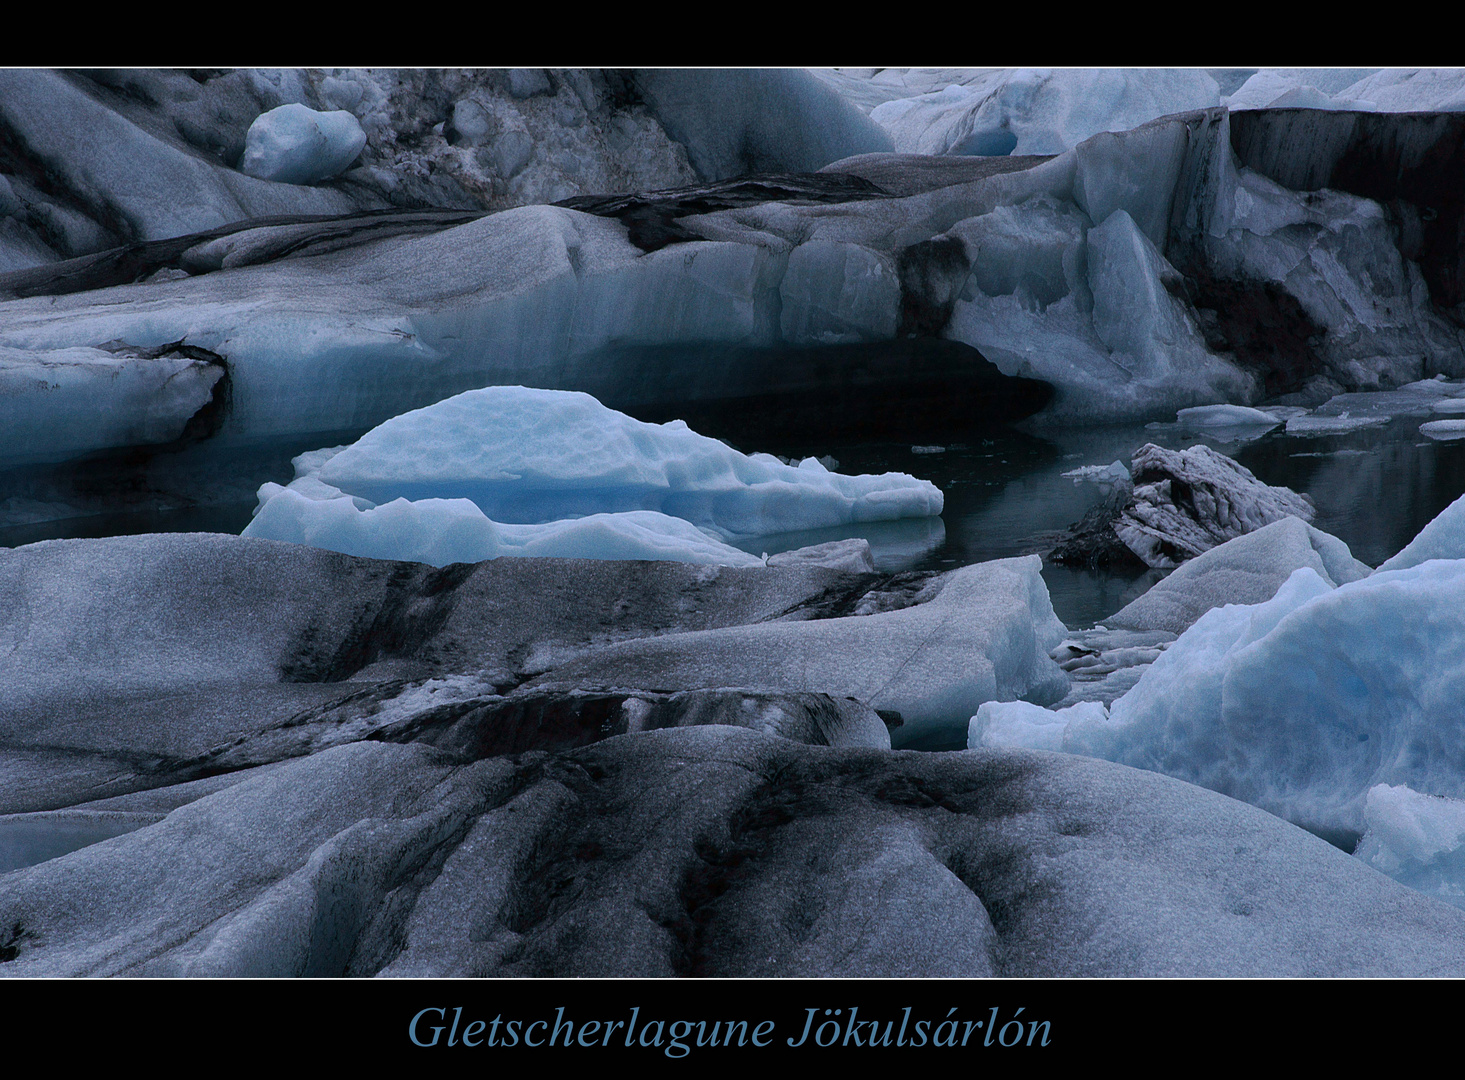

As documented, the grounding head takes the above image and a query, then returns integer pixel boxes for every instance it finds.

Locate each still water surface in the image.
[6,416,1464,630]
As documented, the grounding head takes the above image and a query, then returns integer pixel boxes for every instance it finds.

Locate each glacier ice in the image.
[268,385,943,538]
[1375,492,1465,572]
[243,386,943,566]
[1104,516,1370,634]
[1052,559,1465,839]
[244,488,767,568]
[0,344,225,467]
[867,69,1220,157]
[1355,784,1465,910]
[241,103,367,185]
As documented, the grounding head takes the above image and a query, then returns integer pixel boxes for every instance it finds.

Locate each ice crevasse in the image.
[243,385,944,566]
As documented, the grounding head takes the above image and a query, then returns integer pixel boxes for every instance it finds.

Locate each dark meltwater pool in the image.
[6,412,1465,631]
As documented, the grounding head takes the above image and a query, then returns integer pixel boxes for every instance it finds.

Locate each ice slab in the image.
[968,698,1108,752]
[1176,404,1281,430]
[1420,419,1465,440]
[527,554,1070,749]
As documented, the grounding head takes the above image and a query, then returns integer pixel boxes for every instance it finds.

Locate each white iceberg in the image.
[244,386,944,566]
[244,488,767,568]
[1175,404,1282,430]
[299,385,943,538]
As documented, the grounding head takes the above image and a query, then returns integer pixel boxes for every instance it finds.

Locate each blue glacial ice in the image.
[243,385,943,566]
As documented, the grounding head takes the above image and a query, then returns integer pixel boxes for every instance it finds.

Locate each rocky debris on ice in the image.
[1053,443,1317,572]
[7,729,1465,976]
[0,208,490,303]
[241,104,367,185]
[524,555,1070,749]
[1111,443,1316,569]
[241,386,943,567]
[1104,515,1370,634]
[0,532,970,813]
[557,172,890,252]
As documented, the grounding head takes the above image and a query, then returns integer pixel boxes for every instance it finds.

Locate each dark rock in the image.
[556,172,891,254]
[0,207,487,300]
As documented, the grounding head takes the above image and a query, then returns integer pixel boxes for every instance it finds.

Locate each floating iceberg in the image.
[245,488,767,568]
[1175,404,1281,430]
[1420,419,1465,440]
[244,386,944,566]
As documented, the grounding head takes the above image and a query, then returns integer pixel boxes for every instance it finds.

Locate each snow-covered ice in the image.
[241,103,367,185]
